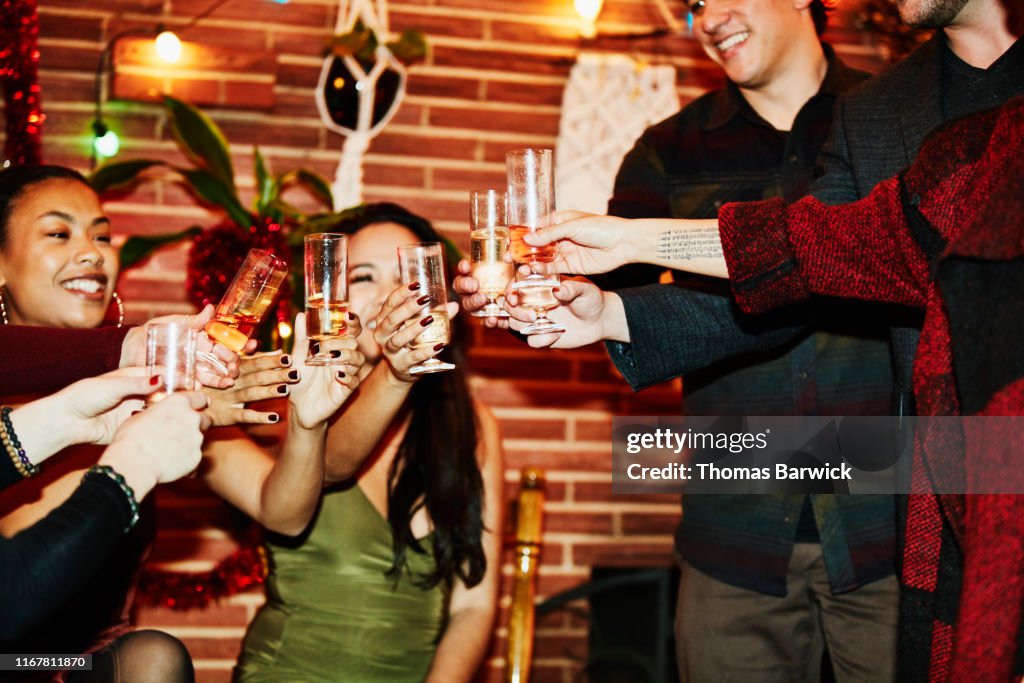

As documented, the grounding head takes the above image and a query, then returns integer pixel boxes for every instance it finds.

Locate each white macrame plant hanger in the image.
[555,53,679,215]
[316,0,408,210]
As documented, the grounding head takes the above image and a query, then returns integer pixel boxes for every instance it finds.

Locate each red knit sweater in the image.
[719,97,1024,681]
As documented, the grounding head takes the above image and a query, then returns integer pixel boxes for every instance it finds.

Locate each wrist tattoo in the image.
[656,227,722,261]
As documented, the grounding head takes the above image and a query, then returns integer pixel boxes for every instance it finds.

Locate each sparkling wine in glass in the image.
[515,279,565,336]
[305,233,350,365]
[198,249,288,372]
[469,189,513,319]
[398,242,455,375]
[506,148,559,290]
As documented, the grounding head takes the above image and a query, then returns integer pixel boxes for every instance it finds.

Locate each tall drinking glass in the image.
[146,322,198,404]
[305,233,350,365]
[198,248,288,372]
[469,189,513,319]
[506,148,558,290]
[397,242,455,375]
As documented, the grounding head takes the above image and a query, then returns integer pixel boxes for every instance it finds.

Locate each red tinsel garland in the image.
[136,545,267,610]
[0,0,43,165]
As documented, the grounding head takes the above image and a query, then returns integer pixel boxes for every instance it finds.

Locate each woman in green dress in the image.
[236,204,503,682]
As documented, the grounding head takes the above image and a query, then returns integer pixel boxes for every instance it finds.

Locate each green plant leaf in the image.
[276,168,334,211]
[253,147,276,214]
[387,30,427,66]
[164,96,236,192]
[326,21,372,59]
[295,169,334,208]
[120,226,202,270]
[287,210,347,246]
[266,198,303,222]
[176,167,253,229]
[89,159,166,193]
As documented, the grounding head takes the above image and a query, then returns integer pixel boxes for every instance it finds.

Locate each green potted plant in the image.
[90,96,338,344]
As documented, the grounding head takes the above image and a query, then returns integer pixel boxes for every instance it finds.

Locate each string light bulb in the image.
[277,320,293,340]
[92,121,120,159]
[575,0,605,38]
[155,30,183,63]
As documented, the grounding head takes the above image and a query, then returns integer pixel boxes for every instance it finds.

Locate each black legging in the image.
[67,630,194,683]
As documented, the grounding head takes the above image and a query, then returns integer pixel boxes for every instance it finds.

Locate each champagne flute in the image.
[305,233,350,365]
[469,189,513,319]
[397,242,455,375]
[199,248,288,373]
[507,148,565,335]
[507,148,558,290]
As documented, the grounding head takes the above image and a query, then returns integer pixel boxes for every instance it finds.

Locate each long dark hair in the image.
[0,165,90,246]
[331,203,486,590]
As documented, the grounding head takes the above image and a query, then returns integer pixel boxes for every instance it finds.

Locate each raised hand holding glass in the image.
[397,242,455,375]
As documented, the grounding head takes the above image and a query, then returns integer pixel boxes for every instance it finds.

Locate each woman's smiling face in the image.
[346,221,421,365]
[0,178,118,329]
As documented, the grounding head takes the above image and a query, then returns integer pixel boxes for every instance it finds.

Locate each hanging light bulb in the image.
[575,0,605,38]
[155,30,183,63]
[92,121,121,159]
[91,120,119,158]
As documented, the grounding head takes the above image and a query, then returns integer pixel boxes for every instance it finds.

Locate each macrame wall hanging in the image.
[316,0,407,210]
[555,53,678,214]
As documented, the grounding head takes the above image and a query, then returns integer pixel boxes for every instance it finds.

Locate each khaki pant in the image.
[675,543,898,683]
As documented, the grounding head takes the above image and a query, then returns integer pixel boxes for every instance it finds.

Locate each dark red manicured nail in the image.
[408,282,421,291]
[420,316,434,327]
[336,371,346,379]
[311,342,320,355]
[348,312,356,320]
[329,350,342,358]
[149,376,160,386]
[279,355,291,366]
[416,295,430,305]
[268,413,279,423]
[276,385,289,394]
[433,343,445,351]
[287,370,300,380]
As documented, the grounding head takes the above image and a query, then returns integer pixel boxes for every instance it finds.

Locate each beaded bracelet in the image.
[0,420,29,479]
[0,406,38,478]
[85,465,141,533]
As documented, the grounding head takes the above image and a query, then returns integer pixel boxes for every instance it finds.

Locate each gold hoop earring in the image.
[0,287,7,326]
[112,291,124,329]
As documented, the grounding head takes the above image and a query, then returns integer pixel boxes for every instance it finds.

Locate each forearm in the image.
[258,421,327,535]
[8,401,79,468]
[624,219,727,277]
[425,606,496,682]
[0,325,128,395]
[606,283,809,390]
[0,474,129,639]
[324,364,411,482]
[720,182,928,315]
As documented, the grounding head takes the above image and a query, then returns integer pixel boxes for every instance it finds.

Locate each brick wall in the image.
[24,1,887,680]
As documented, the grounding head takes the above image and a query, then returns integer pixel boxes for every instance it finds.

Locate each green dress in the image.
[235,483,450,682]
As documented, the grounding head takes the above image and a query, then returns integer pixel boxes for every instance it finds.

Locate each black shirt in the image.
[942,36,1024,122]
